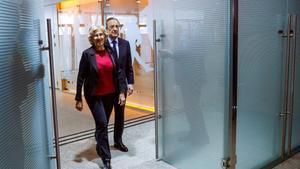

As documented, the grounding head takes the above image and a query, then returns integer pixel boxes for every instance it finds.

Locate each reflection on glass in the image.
[155,0,230,168]
[1,0,53,168]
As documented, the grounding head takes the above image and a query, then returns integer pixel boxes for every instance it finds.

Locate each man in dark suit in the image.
[106,17,134,152]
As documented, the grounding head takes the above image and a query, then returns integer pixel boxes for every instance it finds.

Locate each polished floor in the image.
[60,119,300,169]
[56,91,300,169]
[273,153,300,169]
[60,121,176,169]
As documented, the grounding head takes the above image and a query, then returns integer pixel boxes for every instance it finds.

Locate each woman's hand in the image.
[127,84,134,96]
[118,93,126,106]
[75,101,83,111]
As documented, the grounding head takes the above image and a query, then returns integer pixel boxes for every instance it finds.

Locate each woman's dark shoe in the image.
[103,161,111,169]
[114,142,128,152]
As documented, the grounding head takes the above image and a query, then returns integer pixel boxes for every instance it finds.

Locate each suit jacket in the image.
[75,45,127,101]
[106,38,134,85]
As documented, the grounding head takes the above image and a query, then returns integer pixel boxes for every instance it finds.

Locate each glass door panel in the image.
[237,0,287,168]
[155,0,231,168]
[0,0,55,168]
[287,0,300,153]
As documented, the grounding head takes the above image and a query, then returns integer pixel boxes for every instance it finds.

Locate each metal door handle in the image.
[153,19,160,160]
[287,15,297,155]
[43,18,61,169]
[278,30,295,37]
[279,112,286,117]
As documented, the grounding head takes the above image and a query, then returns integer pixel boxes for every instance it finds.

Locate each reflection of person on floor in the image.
[105,17,134,152]
[75,26,127,169]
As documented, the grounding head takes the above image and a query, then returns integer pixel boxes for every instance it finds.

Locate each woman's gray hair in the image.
[88,26,107,45]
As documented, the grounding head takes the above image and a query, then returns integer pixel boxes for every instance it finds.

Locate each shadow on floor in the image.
[74,144,98,162]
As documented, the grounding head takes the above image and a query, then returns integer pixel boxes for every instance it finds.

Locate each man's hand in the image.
[118,93,126,106]
[127,84,134,96]
[75,101,83,111]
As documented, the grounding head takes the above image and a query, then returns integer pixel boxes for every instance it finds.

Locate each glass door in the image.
[287,0,300,156]
[0,0,55,168]
[237,0,300,168]
[154,0,231,168]
[237,1,286,168]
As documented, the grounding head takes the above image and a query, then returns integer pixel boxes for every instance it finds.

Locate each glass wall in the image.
[155,0,231,168]
[288,0,300,152]
[237,0,286,168]
[237,0,300,167]
[0,0,54,168]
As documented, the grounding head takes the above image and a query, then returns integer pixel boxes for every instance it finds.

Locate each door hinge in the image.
[222,158,230,169]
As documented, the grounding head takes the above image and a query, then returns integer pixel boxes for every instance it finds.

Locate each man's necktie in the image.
[112,40,118,58]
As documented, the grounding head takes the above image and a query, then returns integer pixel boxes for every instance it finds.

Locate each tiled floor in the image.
[60,121,176,169]
[273,153,300,169]
[57,91,300,169]
[60,119,300,169]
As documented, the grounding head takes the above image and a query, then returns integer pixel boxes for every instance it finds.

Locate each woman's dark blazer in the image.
[75,45,127,101]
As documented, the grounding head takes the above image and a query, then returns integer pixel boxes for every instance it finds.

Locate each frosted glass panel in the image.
[155,0,230,168]
[0,0,54,169]
[288,0,300,150]
[237,0,286,168]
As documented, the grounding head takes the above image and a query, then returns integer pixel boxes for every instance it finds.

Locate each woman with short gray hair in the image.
[75,26,127,169]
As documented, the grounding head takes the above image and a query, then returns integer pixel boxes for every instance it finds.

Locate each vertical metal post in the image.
[153,20,160,160]
[287,15,297,155]
[281,15,292,159]
[229,0,238,168]
[46,18,61,169]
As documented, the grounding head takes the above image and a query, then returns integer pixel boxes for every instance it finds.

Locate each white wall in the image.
[44,4,62,89]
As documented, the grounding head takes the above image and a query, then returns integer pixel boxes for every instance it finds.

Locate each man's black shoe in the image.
[114,142,128,152]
